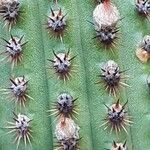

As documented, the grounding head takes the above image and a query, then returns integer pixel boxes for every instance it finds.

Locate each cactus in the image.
[0,0,149,150]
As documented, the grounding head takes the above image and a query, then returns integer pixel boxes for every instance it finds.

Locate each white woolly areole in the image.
[103,60,119,73]
[0,0,18,4]
[112,142,127,150]
[15,114,30,129]
[7,38,22,56]
[11,77,27,96]
[93,3,120,30]
[55,118,80,141]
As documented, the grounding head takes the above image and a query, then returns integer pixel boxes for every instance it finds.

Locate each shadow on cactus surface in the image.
[0,0,150,150]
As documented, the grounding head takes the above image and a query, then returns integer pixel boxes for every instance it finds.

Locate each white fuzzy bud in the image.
[93,2,120,30]
[55,118,80,141]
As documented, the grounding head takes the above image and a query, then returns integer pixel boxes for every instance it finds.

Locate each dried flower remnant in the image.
[48,50,76,81]
[48,93,78,119]
[101,99,132,134]
[46,7,66,34]
[6,113,32,149]
[55,117,80,150]
[99,60,129,96]
[0,0,21,29]
[136,35,150,62]
[111,140,127,150]
[135,0,150,17]
[93,0,120,46]
[0,35,27,70]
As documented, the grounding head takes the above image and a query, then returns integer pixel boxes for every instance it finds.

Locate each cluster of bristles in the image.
[46,7,67,35]
[6,112,32,150]
[97,60,129,96]
[48,93,79,150]
[135,0,150,17]
[49,93,78,118]
[59,138,79,150]
[0,34,27,70]
[1,76,33,107]
[93,25,119,46]
[101,99,133,135]
[48,50,76,81]
[0,0,21,29]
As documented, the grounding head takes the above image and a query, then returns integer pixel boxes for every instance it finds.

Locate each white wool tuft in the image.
[93,3,120,30]
[55,118,80,141]
[0,0,18,4]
